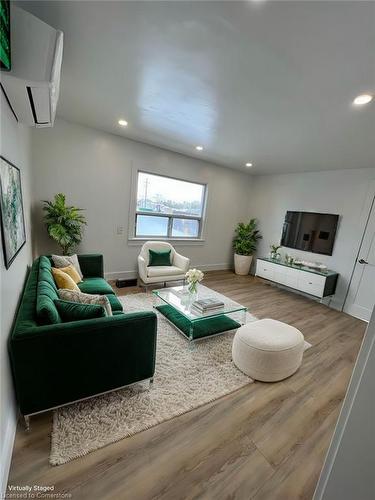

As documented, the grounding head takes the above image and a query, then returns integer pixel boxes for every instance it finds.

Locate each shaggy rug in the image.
[50,292,258,465]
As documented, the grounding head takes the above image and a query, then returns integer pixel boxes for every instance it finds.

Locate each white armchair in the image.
[137,241,190,288]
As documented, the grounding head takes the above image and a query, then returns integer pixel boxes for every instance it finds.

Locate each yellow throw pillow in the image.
[58,264,82,284]
[52,268,80,291]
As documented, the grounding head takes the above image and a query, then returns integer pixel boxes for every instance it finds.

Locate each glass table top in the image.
[152,284,247,322]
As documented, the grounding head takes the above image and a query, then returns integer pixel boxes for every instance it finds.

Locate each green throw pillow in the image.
[148,249,171,266]
[54,299,106,322]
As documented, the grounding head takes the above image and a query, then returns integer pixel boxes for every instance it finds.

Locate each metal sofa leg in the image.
[138,278,147,292]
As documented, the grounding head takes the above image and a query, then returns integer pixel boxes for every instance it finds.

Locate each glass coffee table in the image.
[152,285,247,345]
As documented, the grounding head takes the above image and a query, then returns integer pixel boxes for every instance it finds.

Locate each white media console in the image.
[255,257,338,298]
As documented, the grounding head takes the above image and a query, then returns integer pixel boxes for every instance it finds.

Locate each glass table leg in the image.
[189,323,195,350]
[241,308,247,325]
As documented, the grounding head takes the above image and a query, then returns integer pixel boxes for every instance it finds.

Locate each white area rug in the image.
[50,292,257,465]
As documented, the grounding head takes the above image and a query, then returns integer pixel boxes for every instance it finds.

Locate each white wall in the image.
[248,169,375,310]
[0,92,33,494]
[313,306,375,500]
[31,118,253,276]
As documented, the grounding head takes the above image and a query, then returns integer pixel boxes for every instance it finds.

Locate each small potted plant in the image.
[270,244,282,260]
[233,219,262,275]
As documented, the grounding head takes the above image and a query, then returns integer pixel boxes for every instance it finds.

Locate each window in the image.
[134,171,206,239]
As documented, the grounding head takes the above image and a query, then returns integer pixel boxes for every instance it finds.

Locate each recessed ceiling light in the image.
[246,162,253,167]
[118,119,128,126]
[195,145,203,151]
[353,94,373,106]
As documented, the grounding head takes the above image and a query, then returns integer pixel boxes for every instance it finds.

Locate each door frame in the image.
[343,181,375,319]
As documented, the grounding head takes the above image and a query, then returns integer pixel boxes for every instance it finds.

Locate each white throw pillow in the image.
[57,289,112,316]
[52,254,83,279]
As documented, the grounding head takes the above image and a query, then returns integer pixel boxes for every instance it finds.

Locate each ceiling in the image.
[19,1,375,175]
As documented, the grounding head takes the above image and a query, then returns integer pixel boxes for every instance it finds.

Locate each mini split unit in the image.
[0,6,63,127]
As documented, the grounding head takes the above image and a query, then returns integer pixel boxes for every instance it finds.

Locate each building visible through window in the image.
[135,172,206,238]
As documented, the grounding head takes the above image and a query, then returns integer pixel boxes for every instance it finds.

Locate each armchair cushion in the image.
[149,249,171,266]
[147,265,185,278]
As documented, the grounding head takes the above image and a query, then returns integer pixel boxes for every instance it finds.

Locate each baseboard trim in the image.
[196,263,232,272]
[105,263,232,281]
[0,413,17,496]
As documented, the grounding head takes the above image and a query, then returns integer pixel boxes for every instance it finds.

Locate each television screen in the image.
[281,211,339,256]
[0,0,10,70]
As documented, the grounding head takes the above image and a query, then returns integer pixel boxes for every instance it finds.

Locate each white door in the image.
[344,199,375,321]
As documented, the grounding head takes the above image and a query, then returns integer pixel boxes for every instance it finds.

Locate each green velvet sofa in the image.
[8,254,157,417]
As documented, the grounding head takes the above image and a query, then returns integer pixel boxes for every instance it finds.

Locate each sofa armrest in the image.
[174,252,190,273]
[138,255,148,282]
[78,254,104,278]
[10,311,157,415]
[12,310,155,340]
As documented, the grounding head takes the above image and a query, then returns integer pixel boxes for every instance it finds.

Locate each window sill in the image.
[128,237,205,247]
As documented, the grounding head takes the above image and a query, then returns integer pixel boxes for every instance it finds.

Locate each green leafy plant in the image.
[270,244,282,253]
[233,219,262,256]
[42,193,86,255]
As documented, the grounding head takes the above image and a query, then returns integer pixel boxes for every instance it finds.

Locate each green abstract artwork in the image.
[0,157,26,268]
[0,0,11,70]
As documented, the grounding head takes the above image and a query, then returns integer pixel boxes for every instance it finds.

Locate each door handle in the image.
[358,259,368,264]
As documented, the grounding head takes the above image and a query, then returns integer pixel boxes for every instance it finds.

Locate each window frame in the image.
[129,169,208,243]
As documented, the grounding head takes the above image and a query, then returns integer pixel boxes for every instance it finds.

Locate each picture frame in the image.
[0,0,11,71]
[0,156,26,269]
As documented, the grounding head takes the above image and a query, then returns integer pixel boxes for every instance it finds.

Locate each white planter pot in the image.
[234,253,253,276]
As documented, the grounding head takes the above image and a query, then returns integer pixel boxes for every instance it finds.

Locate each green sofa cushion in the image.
[39,266,58,292]
[155,304,241,340]
[39,255,52,270]
[107,293,123,312]
[55,300,106,322]
[36,281,62,325]
[148,249,171,266]
[78,278,115,296]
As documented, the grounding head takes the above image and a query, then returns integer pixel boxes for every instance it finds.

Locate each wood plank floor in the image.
[8,271,366,500]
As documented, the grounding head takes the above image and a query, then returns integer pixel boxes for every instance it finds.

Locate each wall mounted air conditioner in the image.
[0,6,63,127]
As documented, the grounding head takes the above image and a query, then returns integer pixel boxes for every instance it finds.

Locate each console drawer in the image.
[256,260,276,280]
[297,272,325,297]
[297,270,325,285]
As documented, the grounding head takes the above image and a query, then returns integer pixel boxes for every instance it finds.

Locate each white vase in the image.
[234,253,253,276]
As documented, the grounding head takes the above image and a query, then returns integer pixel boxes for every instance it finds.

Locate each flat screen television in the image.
[0,0,11,70]
[281,211,339,256]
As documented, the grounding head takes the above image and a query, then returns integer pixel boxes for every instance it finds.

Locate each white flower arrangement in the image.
[185,268,204,293]
[185,268,204,284]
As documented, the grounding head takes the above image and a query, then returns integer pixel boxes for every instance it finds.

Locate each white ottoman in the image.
[232,319,305,382]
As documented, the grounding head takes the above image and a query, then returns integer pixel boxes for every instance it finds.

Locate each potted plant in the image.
[233,219,262,275]
[270,244,282,260]
[43,193,86,255]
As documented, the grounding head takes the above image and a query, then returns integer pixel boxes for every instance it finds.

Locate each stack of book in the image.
[192,298,224,313]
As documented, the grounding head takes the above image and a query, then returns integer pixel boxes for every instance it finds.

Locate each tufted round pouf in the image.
[232,319,305,382]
